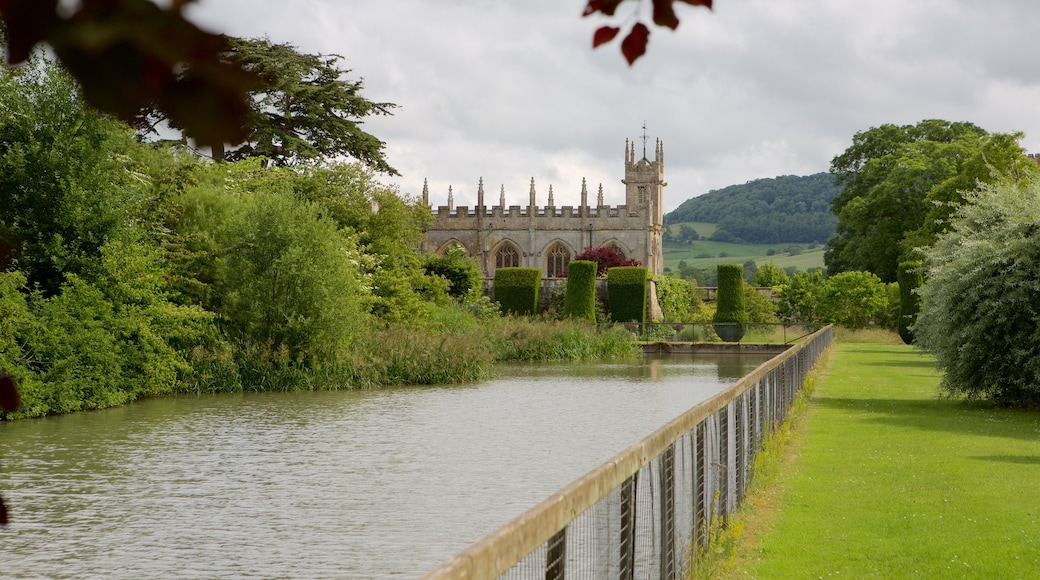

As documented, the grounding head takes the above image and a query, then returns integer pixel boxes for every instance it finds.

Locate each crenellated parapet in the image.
[422,136,666,278]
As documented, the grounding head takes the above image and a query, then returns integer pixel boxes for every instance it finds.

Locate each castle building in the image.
[422,137,666,279]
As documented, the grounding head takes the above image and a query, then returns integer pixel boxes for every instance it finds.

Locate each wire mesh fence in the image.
[423,326,833,580]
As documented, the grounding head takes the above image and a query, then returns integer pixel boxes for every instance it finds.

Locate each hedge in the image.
[493,267,542,315]
[713,263,748,342]
[607,266,649,323]
[562,260,597,321]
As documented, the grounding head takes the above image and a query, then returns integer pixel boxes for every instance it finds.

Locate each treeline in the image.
[664,173,840,244]
[0,58,634,420]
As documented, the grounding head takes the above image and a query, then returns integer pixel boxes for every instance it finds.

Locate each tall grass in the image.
[486,317,637,362]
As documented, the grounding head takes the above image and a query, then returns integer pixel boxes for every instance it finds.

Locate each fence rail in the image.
[422,325,833,580]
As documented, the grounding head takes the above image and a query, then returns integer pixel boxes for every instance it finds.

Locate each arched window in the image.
[495,243,520,269]
[609,243,627,260]
[546,243,571,278]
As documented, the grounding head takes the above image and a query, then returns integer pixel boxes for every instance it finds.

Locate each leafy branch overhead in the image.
[0,0,259,150]
[585,0,713,64]
[0,2,398,174]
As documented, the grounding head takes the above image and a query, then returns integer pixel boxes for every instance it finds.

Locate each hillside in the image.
[664,173,841,244]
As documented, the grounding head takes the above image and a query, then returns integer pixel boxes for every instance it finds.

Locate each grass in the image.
[661,222,826,273]
[714,341,1040,579]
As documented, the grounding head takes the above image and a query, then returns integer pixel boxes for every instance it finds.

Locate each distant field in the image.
[662,221,826,272]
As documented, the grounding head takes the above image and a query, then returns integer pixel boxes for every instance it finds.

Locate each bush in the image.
[915,178,1040,406]
[571,246,640,276]
[562,260,597,321]
[817,270,888,329]
[744,284,778,323]
[713,264,748,341]
[423,245,483,301]
[655,274,700,322]
[607,266,649,323]
[776,270,825,324]
[493,267,542,316]
[897,261,923,344]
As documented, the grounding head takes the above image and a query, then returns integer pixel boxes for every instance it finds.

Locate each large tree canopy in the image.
[825,119,1036,282]
[137,37,398,173]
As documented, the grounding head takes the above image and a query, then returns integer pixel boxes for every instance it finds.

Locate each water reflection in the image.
[1,354,770,579]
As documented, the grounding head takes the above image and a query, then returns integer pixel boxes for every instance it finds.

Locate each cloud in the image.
[186,0,1040,211]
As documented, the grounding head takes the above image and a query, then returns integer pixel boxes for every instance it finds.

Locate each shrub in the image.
[817,270,888,329]
[423,245,483,301]
[655,274,700,322]
[713,264,748,341]
[493,267,541,316]
[562,260,597,321]
[607,266,649,323]
[897,261,923,344]
[754,260,790,287]
[915,178,1040,406]
[571,246,640,277]
[744,284,778,323]
[775,270,825,324]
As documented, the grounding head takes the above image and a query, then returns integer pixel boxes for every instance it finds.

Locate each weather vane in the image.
[641,121,649,159]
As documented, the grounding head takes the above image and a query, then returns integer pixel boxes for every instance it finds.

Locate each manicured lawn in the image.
[726,342,1040,579]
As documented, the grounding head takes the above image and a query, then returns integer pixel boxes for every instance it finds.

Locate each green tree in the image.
[817,271,887,329]
[742,259,758,284]
[826,120,1036,282]
[423,245,483,302]
[0,57,157,296]
[776,270,825,324]
[219,37,397,171]
[133,37,397,172]
[198,188,366,364]
[677,223,699,244]
[896,261,923,344]
[744,284,777,324]
[655,274,700,322]
[754,260,790,287]
[914,178,1040,406]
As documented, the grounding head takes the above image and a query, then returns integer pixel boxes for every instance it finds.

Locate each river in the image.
[0,353,769,579]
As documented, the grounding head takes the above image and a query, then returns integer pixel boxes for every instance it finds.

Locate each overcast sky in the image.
[185,0,1040,212]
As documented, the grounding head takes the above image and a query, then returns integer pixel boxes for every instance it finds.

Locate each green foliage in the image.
[744,284,778,324]
[874,282,901,333]
[654,274,701,322]
[776,270,825,324]
[606,266,649,323]
[897,261,923,344]
[0,58,156,296]
[742,259,758,284]
[713,264,748,341]
[494,268,542,316]
[816,270,888,329]
[423,245,483,302]
[562,260,597,321]
[754,259,790,287]
[216,191,365,364]
[826,119,1037,282]
[487,318,636,361]
[664,173,840,244]
[915,179,1040,406]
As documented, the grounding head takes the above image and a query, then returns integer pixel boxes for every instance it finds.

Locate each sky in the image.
[185,0,1040,212]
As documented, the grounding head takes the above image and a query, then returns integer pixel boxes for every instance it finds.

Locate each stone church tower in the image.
[622,136,666,276]
[423,136,666,279]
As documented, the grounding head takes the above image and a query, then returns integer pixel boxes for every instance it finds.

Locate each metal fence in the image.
[422,325,833,580]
